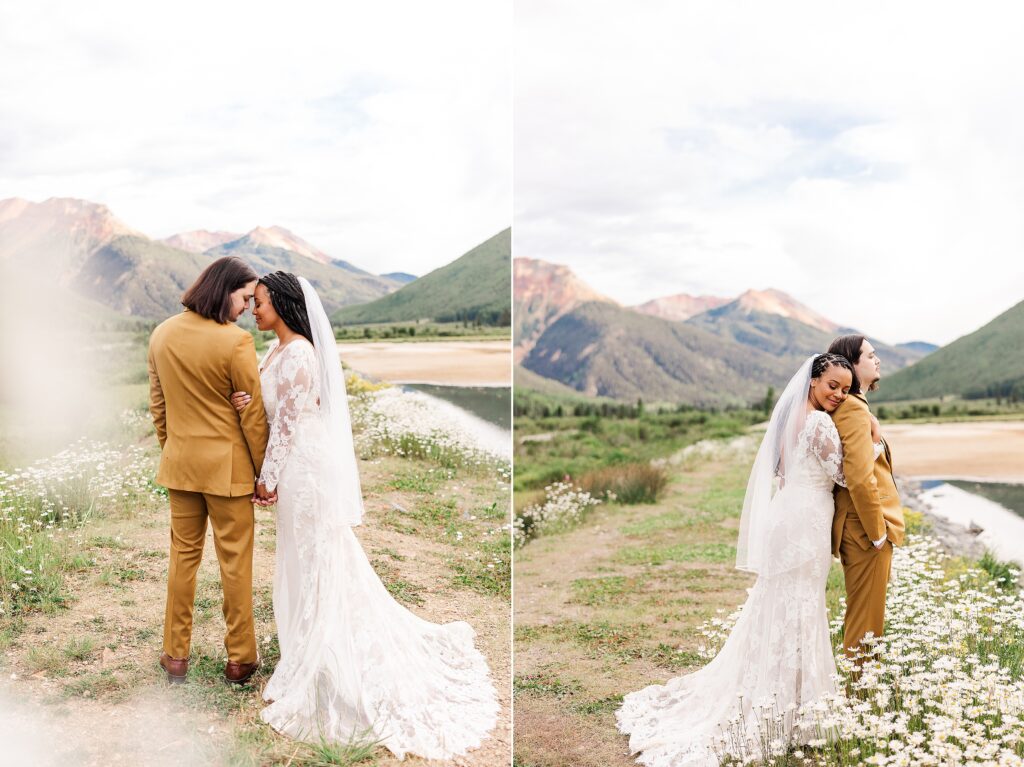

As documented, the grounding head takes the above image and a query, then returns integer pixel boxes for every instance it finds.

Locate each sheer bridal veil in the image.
[735,355,816,577]
[299,277,364,527]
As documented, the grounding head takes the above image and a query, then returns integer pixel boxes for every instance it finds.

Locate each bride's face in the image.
[809,365,852,412]
[252,283,279,332]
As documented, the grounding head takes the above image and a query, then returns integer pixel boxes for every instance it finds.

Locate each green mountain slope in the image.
[521,301,794,407]
[514,364,585,397]
[333,229,511,326]
[877,299,1024,401]
[75,236,212,319]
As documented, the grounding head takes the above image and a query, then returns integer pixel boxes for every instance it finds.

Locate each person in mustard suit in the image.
[148,256,270,684]
[827,334,906,658]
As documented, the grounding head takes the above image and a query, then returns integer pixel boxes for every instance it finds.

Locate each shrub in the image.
[577,462,668,505]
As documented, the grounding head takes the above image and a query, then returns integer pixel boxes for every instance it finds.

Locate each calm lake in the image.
[919,479,1024,566]
[400,384,512,460]
[404,384,511,431]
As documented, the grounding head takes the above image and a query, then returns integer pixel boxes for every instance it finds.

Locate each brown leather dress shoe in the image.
[160,652,188,684]
[224,659,260,685]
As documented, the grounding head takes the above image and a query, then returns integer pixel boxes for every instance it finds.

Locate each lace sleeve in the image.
[808,412,847,487]
[258,342,315,492]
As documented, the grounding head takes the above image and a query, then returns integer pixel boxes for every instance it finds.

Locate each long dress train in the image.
[616,410,849,767]
[257,338,498,760]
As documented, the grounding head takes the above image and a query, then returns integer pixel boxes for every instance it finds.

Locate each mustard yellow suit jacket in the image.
[830,393,905,558]
[148,310,269,497]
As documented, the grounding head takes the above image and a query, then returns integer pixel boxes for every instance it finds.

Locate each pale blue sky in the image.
[515,0,1024,345]
[0,1,512,274]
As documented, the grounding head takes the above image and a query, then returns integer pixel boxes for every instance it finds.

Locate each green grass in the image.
[288,732,382,766]
[386,469,447,494]
[616,542,736,566]
[63,670,124,699]
[514,407,761,494]
[524,621,706,671]
[370,558,426,607]
[978,551,1022,591]
[26,644,66,676]
[88,535,127,549]
[570,694,624,716]
[570,575,648,606]
[95,563,147,587]
[182,649,263,715]
[335,321,510,342]
[874,396,1024,423]
[63,635,98,661]
[514,672,582,697]
[450,530,511,599]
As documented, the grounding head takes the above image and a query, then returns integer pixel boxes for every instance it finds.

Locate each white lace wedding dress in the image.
[256,338,498,759]
[616,410,851,767]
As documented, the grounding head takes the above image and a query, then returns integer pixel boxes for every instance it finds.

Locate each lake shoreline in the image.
[338,340,511,387]
[899,478,988,561]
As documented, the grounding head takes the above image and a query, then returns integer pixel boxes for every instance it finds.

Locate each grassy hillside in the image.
[877,298,1024,401]
[514,365,586,398]
[521,301,792,407]
[74,236,211,319]
[333,229,511,326]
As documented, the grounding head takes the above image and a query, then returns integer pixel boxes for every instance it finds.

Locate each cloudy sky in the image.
[0,1,511,275]
[515,1,1024,345]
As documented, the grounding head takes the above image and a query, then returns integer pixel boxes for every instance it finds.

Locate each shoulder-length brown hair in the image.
[181,257,258,323]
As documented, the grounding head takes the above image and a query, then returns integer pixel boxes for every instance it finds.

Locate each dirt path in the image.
[1,455,510,766]
[513,451,756,767]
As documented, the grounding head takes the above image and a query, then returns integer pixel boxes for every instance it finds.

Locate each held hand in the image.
[252,481,277,507]
[230,391,253,413]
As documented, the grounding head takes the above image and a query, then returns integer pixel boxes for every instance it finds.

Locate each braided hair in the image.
[811,352,854,386]
[258,271,314,346]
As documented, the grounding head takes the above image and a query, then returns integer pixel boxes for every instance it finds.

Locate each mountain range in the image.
[0,197,459,322]
[514,257,615,362]
[514,257,938,406]
[333,229,511,326]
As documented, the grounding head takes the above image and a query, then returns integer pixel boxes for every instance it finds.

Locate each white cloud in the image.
[0,0,511,274]
[515,0,1024,345]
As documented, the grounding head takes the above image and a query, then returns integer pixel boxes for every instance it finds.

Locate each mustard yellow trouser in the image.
[163,489,257,664]
[839,526,893,659]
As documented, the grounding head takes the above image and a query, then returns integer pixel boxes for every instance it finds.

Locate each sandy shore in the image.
[883,420,1024,482]
[337,340,511,386]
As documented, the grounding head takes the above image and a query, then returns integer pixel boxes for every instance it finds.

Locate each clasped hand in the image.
[252,481,277,507]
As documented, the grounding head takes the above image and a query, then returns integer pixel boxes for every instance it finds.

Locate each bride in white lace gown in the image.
[235,272,498,760]
[616,353,865,767]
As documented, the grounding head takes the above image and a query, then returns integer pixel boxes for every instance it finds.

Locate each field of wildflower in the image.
[0,421,162,637]
[0,335,512,766]
[353,384,511,477]
[512,437,1024,767]
[698,534,1024,766]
